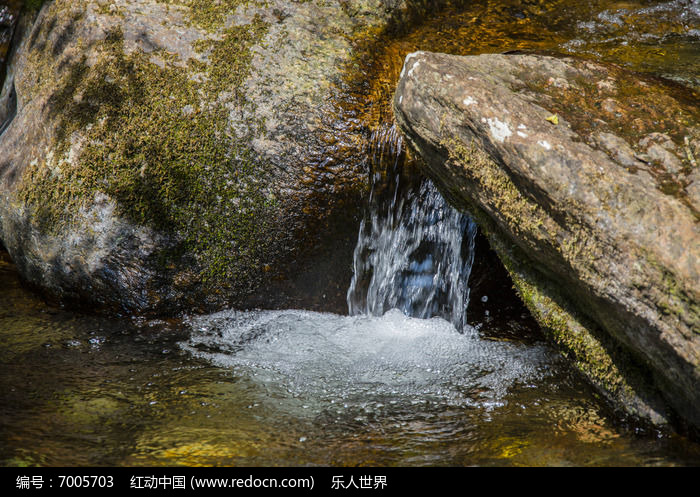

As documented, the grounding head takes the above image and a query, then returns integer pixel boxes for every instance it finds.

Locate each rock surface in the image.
[394,51,700,432]
[0,0,411,314]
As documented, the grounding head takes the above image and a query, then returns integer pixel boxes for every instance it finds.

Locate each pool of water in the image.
[2,251,700,466]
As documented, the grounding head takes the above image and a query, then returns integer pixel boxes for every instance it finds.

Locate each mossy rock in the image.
[394,51,700,434]
[0,0,412,314]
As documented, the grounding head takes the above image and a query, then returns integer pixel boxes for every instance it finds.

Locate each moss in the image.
[509,264,630,396]
[94,1,126,17]
[17,2,276,288]
[644,253,700,334]
[442,138,557,243]
[24,0,47,11]
[191,19,268,104]
[435,136,667,417]
[155,0,252,32]
[21,2,87,101]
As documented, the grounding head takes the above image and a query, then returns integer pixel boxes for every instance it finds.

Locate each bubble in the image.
[181,309,553,413]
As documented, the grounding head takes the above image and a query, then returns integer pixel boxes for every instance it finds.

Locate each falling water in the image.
[346,123,478,331]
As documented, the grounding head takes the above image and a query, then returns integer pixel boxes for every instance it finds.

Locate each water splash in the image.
[347,124,478,330]
[182,308,552,414]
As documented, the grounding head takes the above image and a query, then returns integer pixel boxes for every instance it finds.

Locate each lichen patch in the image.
[486,117,512,143]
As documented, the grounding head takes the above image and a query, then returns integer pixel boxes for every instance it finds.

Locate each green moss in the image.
[17,3,276,287]
[509,264,629,395]
[442,138,556,243]
[436,136,665,414]
[483,217,659,413]
[21,3,87,101]
[155,0,252,31]
[94,1,126,17]
[191,19,268,104]
[24,0,47,11]
[645,254,700,333]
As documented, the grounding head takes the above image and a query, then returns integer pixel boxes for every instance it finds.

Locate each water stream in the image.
[1,0,700,466]
[347,125,478,330]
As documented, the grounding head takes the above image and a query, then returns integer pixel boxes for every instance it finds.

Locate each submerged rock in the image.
[394,51,700,433]
[0,0,412,314]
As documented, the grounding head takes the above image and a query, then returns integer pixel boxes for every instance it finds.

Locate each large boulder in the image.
[0,0,414,314]
[394,51,700,432]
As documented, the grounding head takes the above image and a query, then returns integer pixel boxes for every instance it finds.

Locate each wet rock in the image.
[394,51,700,433]
[687,169,700,206]
[639,132,684,174]
[0,0,408,314]
[594,132,642,170]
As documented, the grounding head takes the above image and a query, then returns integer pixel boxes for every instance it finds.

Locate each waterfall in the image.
[347,123,478,331]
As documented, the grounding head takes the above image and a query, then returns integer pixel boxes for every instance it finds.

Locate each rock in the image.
[594,132,643,171]
[0,0,409,314]
[638,132,684,174]
[394,51,700,433]
[0,0,24,135]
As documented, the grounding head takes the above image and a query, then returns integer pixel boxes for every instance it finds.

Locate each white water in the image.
[182,309,552,415]
[346,124,478,330]
[347,179,478,331]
